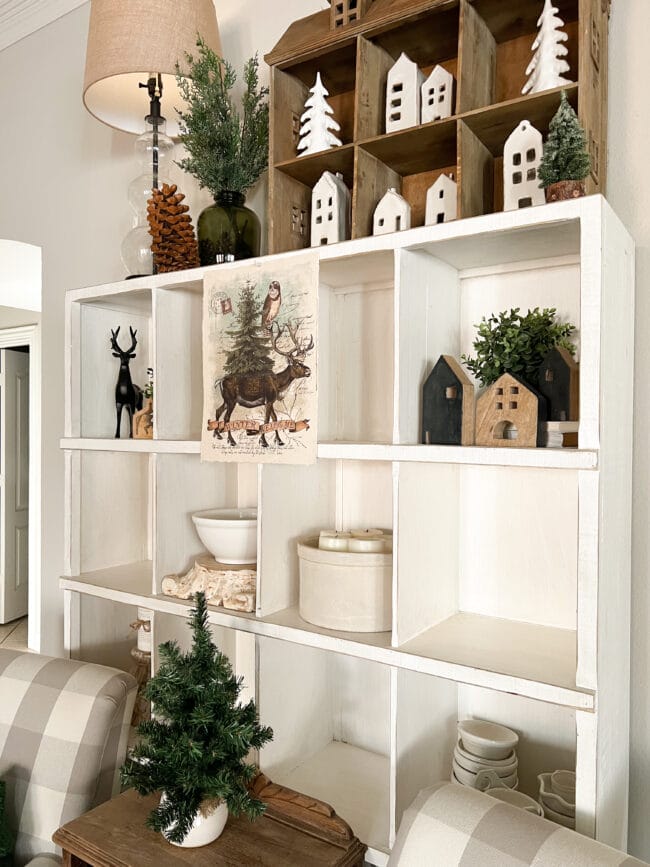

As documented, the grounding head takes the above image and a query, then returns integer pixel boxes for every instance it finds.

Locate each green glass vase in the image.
[0,780,14,867]
[197,191,261,266]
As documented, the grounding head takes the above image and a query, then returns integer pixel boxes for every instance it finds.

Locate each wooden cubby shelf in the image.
[62,197,633,863]
[266,0,607,254]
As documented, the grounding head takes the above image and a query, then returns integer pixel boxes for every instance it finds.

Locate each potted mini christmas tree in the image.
[121,592,273,848]
[538,91,591,202]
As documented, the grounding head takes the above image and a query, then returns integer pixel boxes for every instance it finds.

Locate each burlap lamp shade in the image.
[83,0,222,137]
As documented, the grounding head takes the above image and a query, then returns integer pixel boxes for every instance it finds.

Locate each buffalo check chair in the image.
[0,648,137,867]
[389,781,649,866]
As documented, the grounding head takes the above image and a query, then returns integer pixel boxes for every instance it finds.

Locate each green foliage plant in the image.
[176,37,269,196]
[538,91,590,187]
[224,283,274,376]
[462,307,576,389]
[121,592,273,844]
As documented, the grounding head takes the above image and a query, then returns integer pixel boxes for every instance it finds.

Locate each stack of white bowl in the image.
[452,720,519,790]
[538,770,576,828]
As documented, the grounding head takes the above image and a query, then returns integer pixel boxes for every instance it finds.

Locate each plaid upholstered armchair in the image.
[0,649,137,867]
[389,782,649,866]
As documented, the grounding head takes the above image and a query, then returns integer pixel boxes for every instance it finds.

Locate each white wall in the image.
[0,0,648,856]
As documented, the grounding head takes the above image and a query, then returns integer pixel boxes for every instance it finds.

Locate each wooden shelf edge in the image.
[60,437,201,454]
[58,576,594,711]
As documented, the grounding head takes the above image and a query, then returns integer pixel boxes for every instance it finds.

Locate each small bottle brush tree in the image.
[538,91,590,194]
[297,73,343,156]
[522,0,572,95]
[462,307,576,389]
[121,592,273,845]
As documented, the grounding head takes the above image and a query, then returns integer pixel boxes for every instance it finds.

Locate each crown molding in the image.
[0,0,87,53]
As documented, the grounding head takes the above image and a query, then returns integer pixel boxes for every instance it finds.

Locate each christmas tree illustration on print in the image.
[297,73,343,156]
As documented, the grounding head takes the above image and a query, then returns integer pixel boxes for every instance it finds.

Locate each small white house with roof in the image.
[373,188,411,236]
[386,52,424,133]
[310,171,350,246]
[421,65,455,123]
[425,173,457,225]
[503,120,545,211]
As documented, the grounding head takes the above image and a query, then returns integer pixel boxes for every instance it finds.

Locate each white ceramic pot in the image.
[539,800,576,829]
[162,797,228,848]
[457,720,519,760]
[453,760,517,790]
[192,509,257,565]
[453,748,518,777]
[538,773,575,817]
[298,537,392,632]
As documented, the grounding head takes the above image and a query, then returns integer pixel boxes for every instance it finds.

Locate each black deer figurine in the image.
[110,327,143,438]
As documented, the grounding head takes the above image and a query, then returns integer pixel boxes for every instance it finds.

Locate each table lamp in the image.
[83,0,221,276]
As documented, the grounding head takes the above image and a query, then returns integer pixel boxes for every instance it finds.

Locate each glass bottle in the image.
[197,191,261,266]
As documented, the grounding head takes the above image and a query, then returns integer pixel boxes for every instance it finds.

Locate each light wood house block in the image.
[61,197,634,865]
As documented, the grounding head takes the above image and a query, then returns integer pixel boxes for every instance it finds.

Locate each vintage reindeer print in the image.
[202,252,319,464]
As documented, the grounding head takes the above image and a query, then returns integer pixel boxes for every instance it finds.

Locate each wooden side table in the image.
[53,775,366,866]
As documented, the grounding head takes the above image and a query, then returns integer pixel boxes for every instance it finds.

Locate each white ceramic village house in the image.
[425,173,458,225]
[373,187,411,235]
[385,52,424,133]
[311,171,351,247]
[421,65,455,123]
[503,120,545,211]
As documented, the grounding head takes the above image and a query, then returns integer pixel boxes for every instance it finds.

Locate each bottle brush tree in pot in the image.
[538,91,591,201]
[176,37,269,265]
[462,307,576,389]
[121,592,273,847]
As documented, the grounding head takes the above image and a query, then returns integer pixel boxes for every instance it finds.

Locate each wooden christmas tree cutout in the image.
[297,73,343,156]
[522,0,572,95]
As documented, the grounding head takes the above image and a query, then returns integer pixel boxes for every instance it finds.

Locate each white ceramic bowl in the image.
[486,788,543,816]
[454,748,518,777]
[458,720,519,760]
[192,508,257,565]
[452,759,517,790]
[550,769,576,801]
[538,773,575,817]
[455,739,517,768]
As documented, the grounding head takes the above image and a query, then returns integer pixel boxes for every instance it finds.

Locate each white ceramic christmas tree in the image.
[297,73,343,156]
[522,0,572,95]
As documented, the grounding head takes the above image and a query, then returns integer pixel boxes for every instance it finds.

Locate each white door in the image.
[0,348,29,623]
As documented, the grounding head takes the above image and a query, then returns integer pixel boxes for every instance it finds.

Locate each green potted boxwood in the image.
[176,38,269,265]
[121,592,273,848]
[539,91,591,202]
[462,307,576,389]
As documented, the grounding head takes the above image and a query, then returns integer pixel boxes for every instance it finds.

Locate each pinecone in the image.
[147,183,200,273]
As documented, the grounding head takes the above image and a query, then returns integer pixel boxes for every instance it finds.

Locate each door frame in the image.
[0,324,41,648]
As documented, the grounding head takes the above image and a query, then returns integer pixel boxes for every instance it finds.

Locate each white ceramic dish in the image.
[457,720,519,760]
[550,769,576,800]
[452,759,517,790]
[486,788,543,816]
[453,748,518,777]
[540,800,576,828]
[192,508,257,565]
[455,739,517,768]
[538,773,575,817]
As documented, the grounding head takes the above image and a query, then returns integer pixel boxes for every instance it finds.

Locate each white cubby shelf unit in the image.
[61,195,634,866]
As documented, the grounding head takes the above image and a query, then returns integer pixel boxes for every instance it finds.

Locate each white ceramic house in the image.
[425,173,458,225]
[311,171,351,247]
[386,52,424,133]
[421,65,455,123]
[503,120,545,211]
[373,188,411,236]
